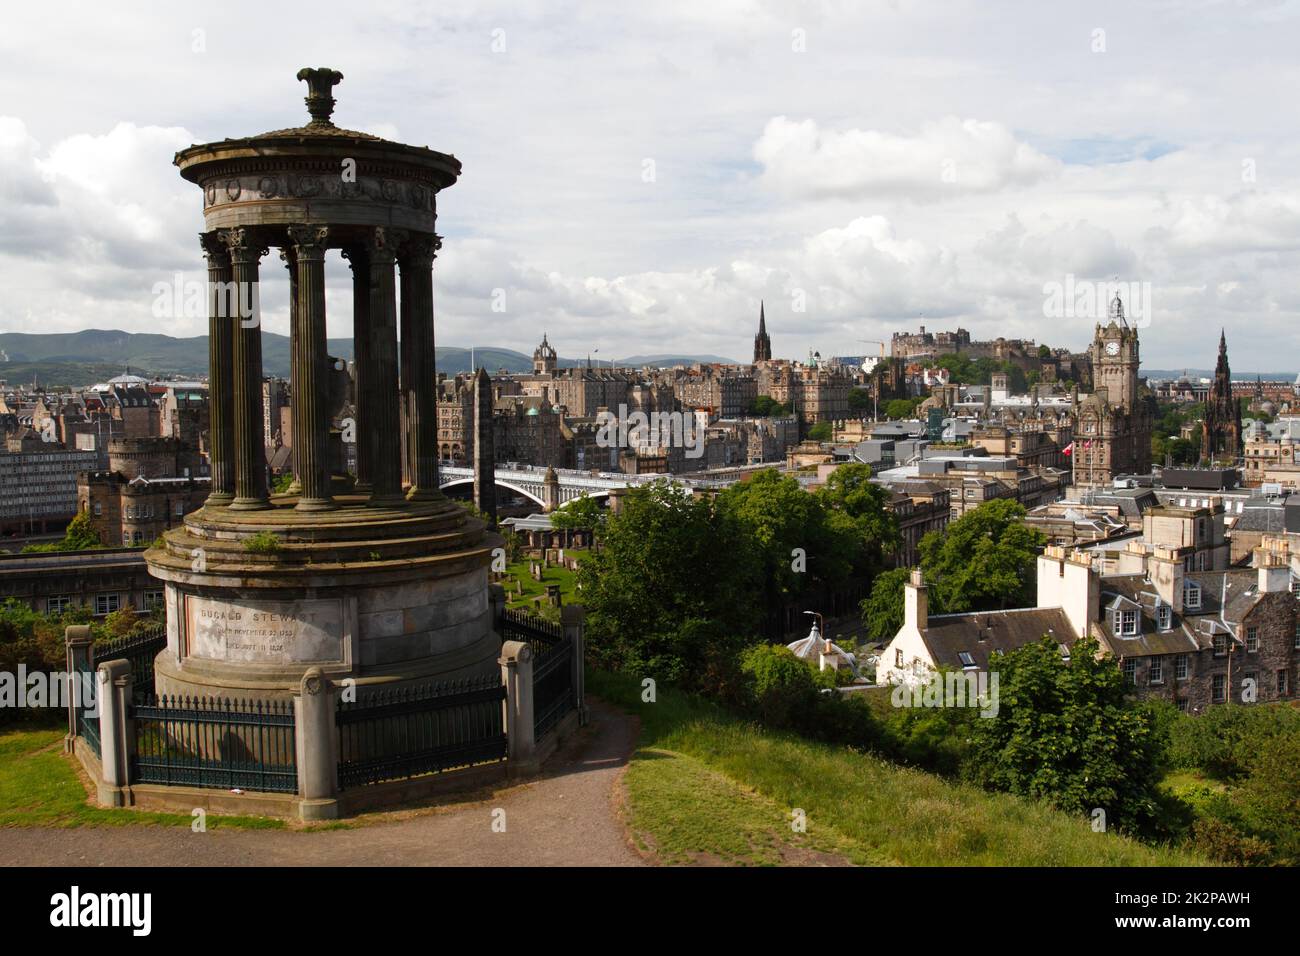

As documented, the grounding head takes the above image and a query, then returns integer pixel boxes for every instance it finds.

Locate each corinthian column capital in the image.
[287,223,330,259]
[363,226,405,264]
[199,231,229,265]
[399,232,440,267]
[220,227,269,265]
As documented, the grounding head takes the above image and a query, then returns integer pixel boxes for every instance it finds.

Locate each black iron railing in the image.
[77,699,101,758]
[131,695,298,794]
[95,623,167,702]
[532,639,574,739]
[336,675,507,790]
[499,607,563,654]
[498,607,576,740]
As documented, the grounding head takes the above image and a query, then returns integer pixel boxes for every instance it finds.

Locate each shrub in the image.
[242,531,282,555]
[739,644,820,730]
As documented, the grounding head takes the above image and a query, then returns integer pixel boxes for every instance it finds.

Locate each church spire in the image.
[753,301,772,363]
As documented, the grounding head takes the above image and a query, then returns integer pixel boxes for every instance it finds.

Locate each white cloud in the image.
[754,115,1060,201]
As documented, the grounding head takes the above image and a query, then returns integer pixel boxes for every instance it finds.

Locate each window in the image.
[1212,673,1227,702]
[144,590,164,609]
[1246,627,1259,653]
[1294,618,1299,650]
[1113,608,1138,636]
[1279,670,1290,697]
[895,648,903,668]
[94,593,121,616]
[1122,658,1136,684]
[1184,581,1201,609]
[1149,656,1164,685]
[93,502,102,516]
[1213,633,1228,657]
[46,595,72,615]
[1156,604,1171,631]
[957,652,977,669]
[1176,698,1189,713]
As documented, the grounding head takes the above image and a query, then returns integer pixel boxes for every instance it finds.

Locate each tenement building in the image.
[876,541,1299,714]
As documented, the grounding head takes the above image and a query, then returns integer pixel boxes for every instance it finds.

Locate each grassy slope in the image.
[0,727,282,829]
[591,671,1206,867]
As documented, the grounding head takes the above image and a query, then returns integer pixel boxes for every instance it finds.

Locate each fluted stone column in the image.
[200,232,234,505]
[221,227,270,511]
[342,246,372,492]
[288,224,335,511]
[365,227,404,506]
[400,233,442,500]
[473,366,495,521]
[280,245,301,496]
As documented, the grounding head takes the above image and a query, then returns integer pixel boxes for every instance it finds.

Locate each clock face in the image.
[1105,341,1120,356]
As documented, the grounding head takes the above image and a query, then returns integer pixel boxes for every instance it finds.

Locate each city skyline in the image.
[3,3,1300,368]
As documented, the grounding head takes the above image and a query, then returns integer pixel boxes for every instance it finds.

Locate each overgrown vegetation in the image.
[20,511,103,554]
[242,530,283,555]
[596,670,1202,866]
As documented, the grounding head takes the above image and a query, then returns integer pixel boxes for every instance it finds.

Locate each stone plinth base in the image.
[144,494,501,705]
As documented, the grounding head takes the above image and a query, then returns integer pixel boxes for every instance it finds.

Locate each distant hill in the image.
[0,330,736,386]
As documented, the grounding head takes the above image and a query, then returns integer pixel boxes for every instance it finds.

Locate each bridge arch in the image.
[438,477,546,508]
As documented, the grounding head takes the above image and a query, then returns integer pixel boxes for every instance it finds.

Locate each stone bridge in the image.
[436,464,740,510]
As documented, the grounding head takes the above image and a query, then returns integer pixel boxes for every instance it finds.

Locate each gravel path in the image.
[0,700,644,867]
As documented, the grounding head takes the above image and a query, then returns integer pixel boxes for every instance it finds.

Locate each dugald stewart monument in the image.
[146,68,500,704]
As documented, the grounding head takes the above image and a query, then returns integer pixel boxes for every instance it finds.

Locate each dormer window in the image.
[1113,608,1138,636]
[1156,604,1171,631]
[1185,581,1202,610]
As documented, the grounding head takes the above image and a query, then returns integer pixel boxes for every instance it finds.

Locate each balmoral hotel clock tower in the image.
[1072,293,1153,490]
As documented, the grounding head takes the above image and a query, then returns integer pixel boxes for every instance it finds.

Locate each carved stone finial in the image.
[296,67,344,127]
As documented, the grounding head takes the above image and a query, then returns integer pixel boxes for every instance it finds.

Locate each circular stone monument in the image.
[145,68,500,702]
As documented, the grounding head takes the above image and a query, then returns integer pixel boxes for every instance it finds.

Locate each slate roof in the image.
[920,607,1073,671]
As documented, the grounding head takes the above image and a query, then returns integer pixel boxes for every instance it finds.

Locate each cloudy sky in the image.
[3,0,1300,371]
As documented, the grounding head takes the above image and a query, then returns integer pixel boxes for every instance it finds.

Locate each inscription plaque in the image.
[185,595,345,664]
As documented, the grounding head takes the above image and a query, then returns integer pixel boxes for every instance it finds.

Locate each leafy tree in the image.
[917,498,1045,614]
[550,494,607,534]
[968,636,1166,833]
[846,387,873,415]
[22,510,103,553]
[816,463,900,577]
[884,398,920,420]
[1037,344,1052,359]
[578,481,760,696]
[806,421,832,442]
[1235,733,1300,864]
[860,567,910,643]
[750,395,790,417]
[718,470,854,622]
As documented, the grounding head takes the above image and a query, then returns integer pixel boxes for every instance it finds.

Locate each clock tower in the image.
[1072,292,1152,489]
[1087,293,1140,412]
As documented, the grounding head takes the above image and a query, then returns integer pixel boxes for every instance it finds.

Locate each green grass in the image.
[0,727,284,830]
[593,670,1207,867]
[502,556,582,611]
